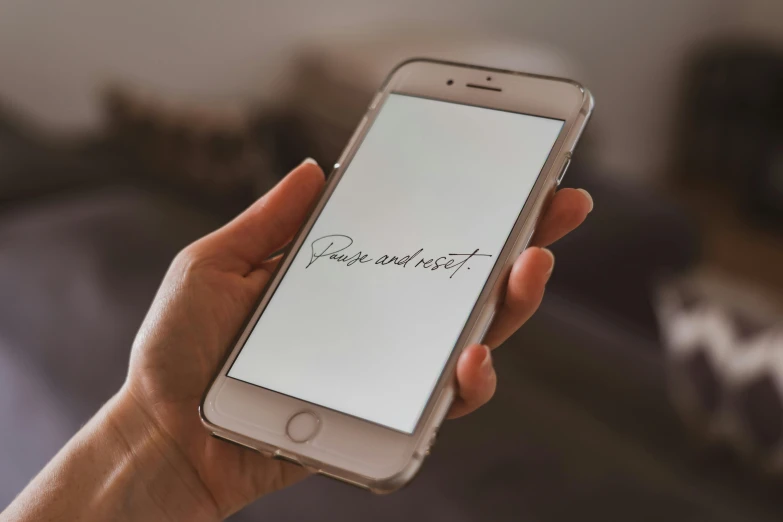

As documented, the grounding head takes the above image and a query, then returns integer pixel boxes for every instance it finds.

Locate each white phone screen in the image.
[228,94,563,433]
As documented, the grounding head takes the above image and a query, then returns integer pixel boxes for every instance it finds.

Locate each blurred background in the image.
[2,1,783,520]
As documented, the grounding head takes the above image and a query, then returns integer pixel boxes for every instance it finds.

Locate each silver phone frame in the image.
[201,58,594,493]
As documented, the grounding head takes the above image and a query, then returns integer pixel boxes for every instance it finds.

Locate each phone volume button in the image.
[369,91,383,110]
[477,310,496,343]
[556,153,572,186]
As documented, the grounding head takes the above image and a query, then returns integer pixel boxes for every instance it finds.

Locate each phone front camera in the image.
[446,79,454,86]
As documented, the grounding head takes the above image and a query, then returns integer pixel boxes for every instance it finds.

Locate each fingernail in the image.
[541,248,555,276]
[479,345,493,377]
[577,188,593,213]
[301,157,318,166]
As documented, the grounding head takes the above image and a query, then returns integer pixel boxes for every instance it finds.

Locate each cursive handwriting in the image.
[306,234,492,279]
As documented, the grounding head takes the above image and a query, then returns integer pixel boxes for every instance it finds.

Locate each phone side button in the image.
[369,91,383,110]
[556,153,572,186]
[477,311,496,344]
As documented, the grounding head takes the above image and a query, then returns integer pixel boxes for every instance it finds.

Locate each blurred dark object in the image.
[674,42,783,224]
[658,273,783,477]
[0,103,109,205]
[555,173,699,338]
[102,86,277,214]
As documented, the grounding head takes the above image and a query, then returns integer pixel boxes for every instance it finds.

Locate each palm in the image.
[127,253,306,517]
[131,260,264,404]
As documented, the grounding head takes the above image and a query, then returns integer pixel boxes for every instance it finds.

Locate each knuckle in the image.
[174,245,197,267]
[172,242,206,278]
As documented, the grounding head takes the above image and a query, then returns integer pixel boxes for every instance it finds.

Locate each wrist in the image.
[3,389,220,522]
[101,389,220,522]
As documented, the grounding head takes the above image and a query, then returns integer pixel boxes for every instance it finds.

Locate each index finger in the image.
[531,188,592,247]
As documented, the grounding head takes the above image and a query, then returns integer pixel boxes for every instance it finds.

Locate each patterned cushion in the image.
[657,273,783,473]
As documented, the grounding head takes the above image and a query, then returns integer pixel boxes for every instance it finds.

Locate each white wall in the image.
[0,0,737,181]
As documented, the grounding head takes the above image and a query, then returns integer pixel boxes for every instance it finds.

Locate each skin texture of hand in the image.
[3,159,591,522]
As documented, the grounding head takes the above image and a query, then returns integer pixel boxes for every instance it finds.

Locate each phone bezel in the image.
[201,58,594,492]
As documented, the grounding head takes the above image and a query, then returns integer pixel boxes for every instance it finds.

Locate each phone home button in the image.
[286,411,321,443]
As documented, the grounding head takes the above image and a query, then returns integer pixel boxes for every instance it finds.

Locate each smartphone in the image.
[201,58,593,493]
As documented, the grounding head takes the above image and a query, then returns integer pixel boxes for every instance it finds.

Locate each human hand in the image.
[118,159,592,519]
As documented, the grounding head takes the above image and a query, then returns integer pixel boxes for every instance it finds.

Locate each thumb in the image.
[204,159,325,270]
